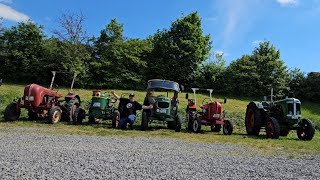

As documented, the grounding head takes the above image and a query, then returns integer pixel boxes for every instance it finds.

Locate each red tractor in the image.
[4,71,85,124]
[185,88,233,135]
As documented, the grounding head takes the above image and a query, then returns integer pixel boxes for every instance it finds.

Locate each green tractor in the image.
[88,90,120,127]
[141,79,183,132]
[245,89,315,140]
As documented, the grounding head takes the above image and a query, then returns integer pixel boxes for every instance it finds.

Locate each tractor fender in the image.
[248,101,264,110]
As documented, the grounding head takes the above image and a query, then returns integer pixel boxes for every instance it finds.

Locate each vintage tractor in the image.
[88,90,120,127]
[141,79,183,132]
[245,89,315,140]
[4,71,85,124]
[185,88,233,135]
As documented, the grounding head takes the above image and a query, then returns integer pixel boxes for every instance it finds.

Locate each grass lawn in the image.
[0,84,319,157]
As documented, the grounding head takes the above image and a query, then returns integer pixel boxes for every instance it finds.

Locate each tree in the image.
[1,21,45,82]
[288,68,305,98]
[224,55,260,96]
[251,41,289,96]
[53,12,90,77]
[90,19,151,88]
[148,12,211,85]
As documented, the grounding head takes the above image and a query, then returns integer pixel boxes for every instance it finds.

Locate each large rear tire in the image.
[297,119,315,141]
[245,102,262,135]
[48,106,62,124]
[175,114,182,132]
[141,112,149,131]
[192,117,201,133]
[4,103,20,121]
[112,110,120,128]
[73,107,85,125]
[223,120,233,135]
[265,117,280,139]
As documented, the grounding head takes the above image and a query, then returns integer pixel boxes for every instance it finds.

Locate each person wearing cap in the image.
[111,91,153,129]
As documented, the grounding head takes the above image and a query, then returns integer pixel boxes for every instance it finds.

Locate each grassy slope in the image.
[0,84,319,156]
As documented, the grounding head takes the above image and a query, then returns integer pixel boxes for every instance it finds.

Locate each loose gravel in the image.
[0,130,319,179]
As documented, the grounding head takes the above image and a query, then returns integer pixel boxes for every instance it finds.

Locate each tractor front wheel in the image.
[192,117,201,133]
[112,110,120,128]
[48,106,62,124]
[141,112,149,131]
[265,117,280,139]
[297,119,315,141]
[175,114,182,132]
[223,120,233,135]
[4,103,20,121]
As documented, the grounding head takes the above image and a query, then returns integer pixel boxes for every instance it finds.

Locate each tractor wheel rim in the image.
[116,114,119,127]
[266,121,274,136]
[53,111,60,123]
[193,120,198,131]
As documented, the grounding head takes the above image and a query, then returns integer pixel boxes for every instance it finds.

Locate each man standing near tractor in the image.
[111,91,153,129]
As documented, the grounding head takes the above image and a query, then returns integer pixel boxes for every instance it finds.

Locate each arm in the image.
[142,104,153,110]
[110,90,120,100]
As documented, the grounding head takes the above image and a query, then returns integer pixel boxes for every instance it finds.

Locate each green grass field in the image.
[0,84,319,157]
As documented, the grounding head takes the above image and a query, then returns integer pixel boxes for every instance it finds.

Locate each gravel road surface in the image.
[0,129,319,179]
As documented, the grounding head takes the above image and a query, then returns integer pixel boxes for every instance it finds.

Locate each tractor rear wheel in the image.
[223,120,233,135]
[265,117,280,139]
[4,103,20,121]
[141,112,149,131]
[297,119,315,141]
[175,114,182,132]
[245,102,262,135]
[280,129,290,136]
[28,111,38,121]
[192,117,201,133]
[186,111,195,131]
[112,110,120,128]
[211,124,221,132]
[48,106,62,124]
[73,107,85,125]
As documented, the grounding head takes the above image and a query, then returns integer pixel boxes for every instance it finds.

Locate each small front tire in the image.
[4,103,21,121]
[297,119,315,141]
[223,120,233,135]
[192,117,201,133]
[48,106,62,124]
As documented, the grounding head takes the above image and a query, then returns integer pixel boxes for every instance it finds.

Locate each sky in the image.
[0,0,319,73]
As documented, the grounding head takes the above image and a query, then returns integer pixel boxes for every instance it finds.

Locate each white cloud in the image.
[214,0,263,50]
[0,0,12,4]
[276,0,298,6]
[0,3,29,22]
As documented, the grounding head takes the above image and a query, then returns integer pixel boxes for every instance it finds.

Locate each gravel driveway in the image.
[0,129,319,179]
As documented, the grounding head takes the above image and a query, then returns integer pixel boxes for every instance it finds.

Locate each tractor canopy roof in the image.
[147,79,180,92]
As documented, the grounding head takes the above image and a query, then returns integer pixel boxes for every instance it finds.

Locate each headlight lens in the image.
[25,96,34,101]
[109,102,113,107]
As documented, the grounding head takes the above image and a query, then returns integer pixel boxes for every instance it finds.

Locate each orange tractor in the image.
[185,88,233,135]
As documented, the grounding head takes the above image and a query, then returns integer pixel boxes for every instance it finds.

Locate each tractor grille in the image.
[158,102,169,108]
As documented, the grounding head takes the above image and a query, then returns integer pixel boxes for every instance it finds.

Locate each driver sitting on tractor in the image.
[111,91,153,129]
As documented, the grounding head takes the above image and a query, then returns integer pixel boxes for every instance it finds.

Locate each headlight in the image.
[296,111,300,115]
[108,102,113,107]
[25,96,34,101]
[202,109,206,113]
[173,107,177,111]
[156,109,160,112]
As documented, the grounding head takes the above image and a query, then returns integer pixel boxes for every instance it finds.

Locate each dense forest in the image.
[0,12,319,101]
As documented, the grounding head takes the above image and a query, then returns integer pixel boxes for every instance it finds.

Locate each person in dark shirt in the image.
[111,91,153,129]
